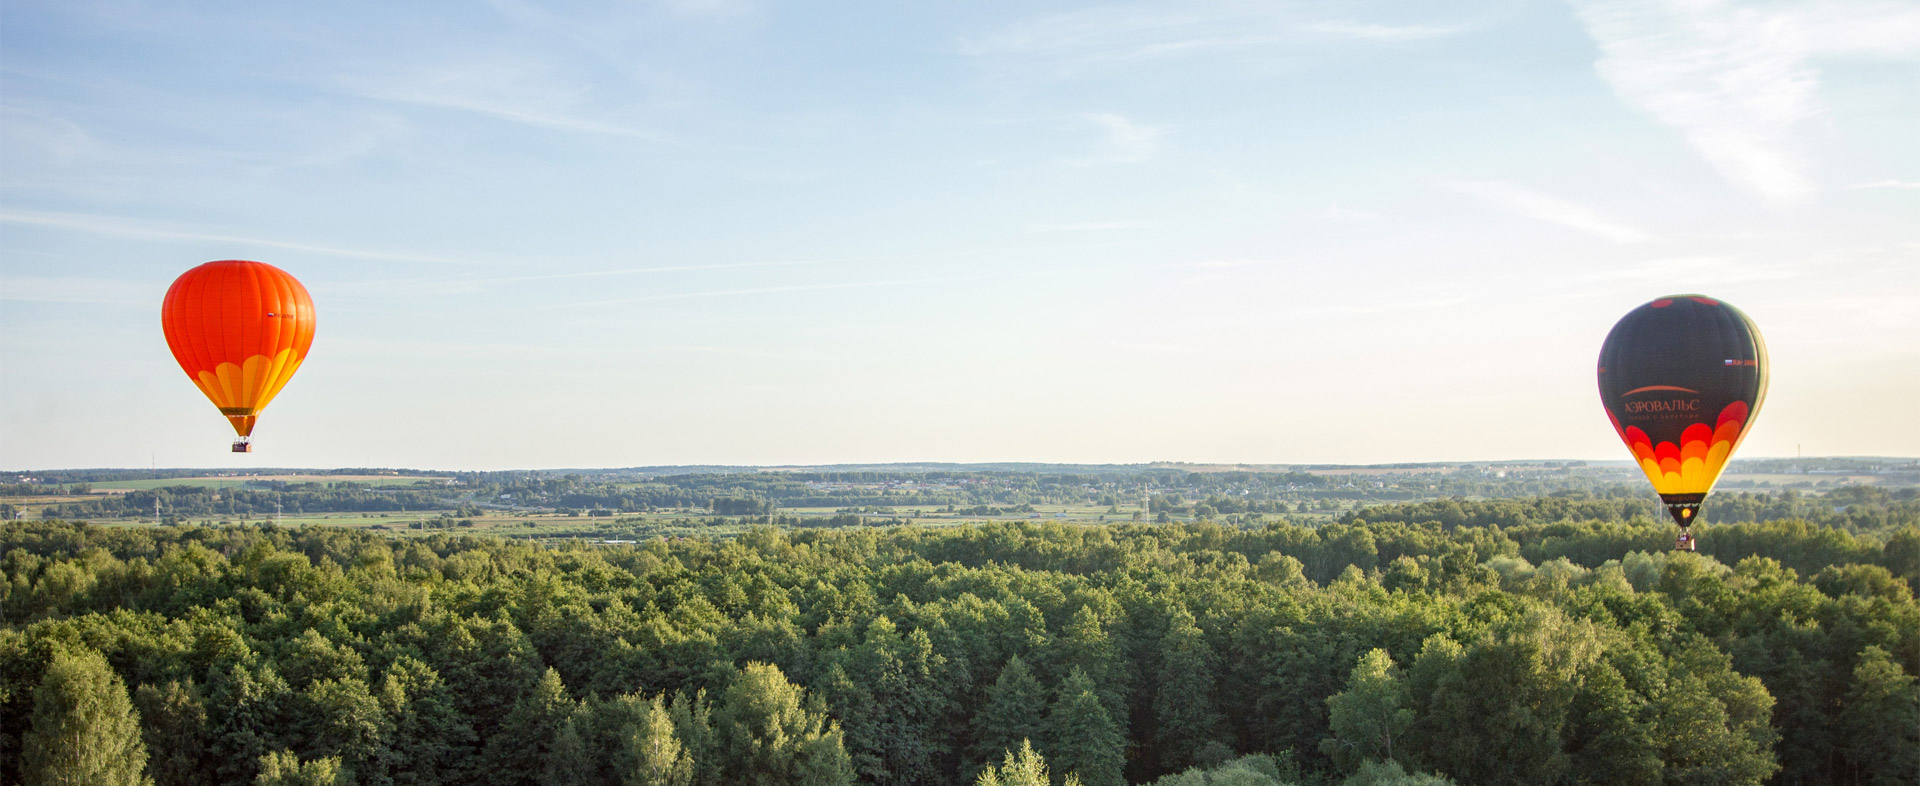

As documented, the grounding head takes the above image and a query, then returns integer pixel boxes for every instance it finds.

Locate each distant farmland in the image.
[87,474,449,491]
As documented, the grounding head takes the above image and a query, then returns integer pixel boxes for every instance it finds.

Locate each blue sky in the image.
[2,0,1916,470]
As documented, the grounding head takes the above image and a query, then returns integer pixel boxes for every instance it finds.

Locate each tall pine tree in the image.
[541,714,595,786]
[970,655,1047,778]
[483,667,576,786]
[1052,605,1130,738]
[1839,646,1919,786]
[378,657,476,786]
[134,680,210,786]
[1047,668,1125,786]
[1153,605,1224,771]
[668,689,720,786]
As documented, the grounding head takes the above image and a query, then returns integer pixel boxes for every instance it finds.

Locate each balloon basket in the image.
[232,439,252,453]
[1674,530,1696,552]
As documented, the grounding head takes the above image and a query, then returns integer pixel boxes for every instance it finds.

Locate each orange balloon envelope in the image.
[161,260,316,450]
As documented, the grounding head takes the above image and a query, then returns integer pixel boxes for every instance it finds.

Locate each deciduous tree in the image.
[22,647,151,786]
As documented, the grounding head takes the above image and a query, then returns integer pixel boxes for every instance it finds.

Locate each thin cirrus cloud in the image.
[1846,180,1920,190]
[340,61,677,142]
[0,209,479,266]
[960,2,1474,71]
[1029,221,1147,232]
[553,261,1124,309]
[0,276,151,305]
[1447,181,1652,243]
[1301,20,1473,41]
[1574,255,1807,286]
[1072,113,1163,165]
[1573,0,1920,205]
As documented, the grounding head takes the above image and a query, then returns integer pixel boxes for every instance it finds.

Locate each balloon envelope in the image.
[1597,295,1766,525]
[161,260,316,441]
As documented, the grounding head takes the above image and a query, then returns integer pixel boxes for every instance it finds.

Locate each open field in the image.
[68,497,1366,539]
[1720,473,1891,487]
[86,474,449,491]
[12,460,1905,540]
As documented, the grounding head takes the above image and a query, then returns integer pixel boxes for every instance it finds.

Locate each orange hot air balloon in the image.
[161,260,316,452]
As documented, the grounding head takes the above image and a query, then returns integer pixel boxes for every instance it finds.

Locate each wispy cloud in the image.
[0,209,478,265]
[1181,258,1266,270]
[1070,113,1163,165]
[331,241,1137,298]
[0,276,150,305]
[1029,221,1145,232]
[324,257,849,297]
[1575,255,1807,285]
[564,277,969,307]
[1318,204,1382,223]
[961,3,1475,74]
[554,263,1114,309]
[1447,181,1652,243]
[650,0,759,21]
[1846,179,1920,190]
[1302,20,1472,41]
[1573,0,1920,204]
[342,61,677,142]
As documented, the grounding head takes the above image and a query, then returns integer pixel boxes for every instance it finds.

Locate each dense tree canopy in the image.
[2,505,1915,785]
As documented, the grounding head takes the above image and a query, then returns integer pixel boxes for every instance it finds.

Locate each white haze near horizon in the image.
[2,0,1917,471]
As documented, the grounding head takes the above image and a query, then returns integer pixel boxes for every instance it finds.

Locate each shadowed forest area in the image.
[2,496,1916,785]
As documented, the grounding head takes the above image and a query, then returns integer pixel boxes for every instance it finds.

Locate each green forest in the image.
[3,495,1916,785]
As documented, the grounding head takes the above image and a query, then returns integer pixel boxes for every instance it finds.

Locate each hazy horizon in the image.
[12,454,1915,475]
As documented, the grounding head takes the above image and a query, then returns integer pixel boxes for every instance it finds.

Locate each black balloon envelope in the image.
[1597,295,1768,527]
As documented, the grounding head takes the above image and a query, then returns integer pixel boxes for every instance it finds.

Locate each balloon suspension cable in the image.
[232,437,253,453]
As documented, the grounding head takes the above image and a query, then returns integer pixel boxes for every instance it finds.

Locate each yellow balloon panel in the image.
[190,349,304,415]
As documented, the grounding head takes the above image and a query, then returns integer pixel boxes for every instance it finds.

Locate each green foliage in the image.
[483,667,575,785]
[971,655,1047,778]
[713,662,853,786]
[379,656,475,786]
[1154,605,1224,771]
[1,505,1916,786]
[22,647,151,786]
[1839,646,1920,786]
[1340,759,1454,786]
[1656,640,1780,786]
[1320,649,1411,772]
[974,739,1074,786]
[1048,667,1126,786]
[1147,753,1296,786]
[254,750,344,786]
[134,680,210,786]
[616,695,694,786]
[542,715,595,786]
[667,689,720,786]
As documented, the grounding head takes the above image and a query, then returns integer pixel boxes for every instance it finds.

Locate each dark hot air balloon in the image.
[1598,295,1766,548]
[161,260,316,452]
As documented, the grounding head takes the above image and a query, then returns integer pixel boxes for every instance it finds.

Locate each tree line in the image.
[2,508,1915,785]
[13,463,1734,524]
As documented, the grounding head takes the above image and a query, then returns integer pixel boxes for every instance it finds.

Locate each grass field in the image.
[61,498,1362,541]
[1720,473,1888,487]
[88,474,449,491]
